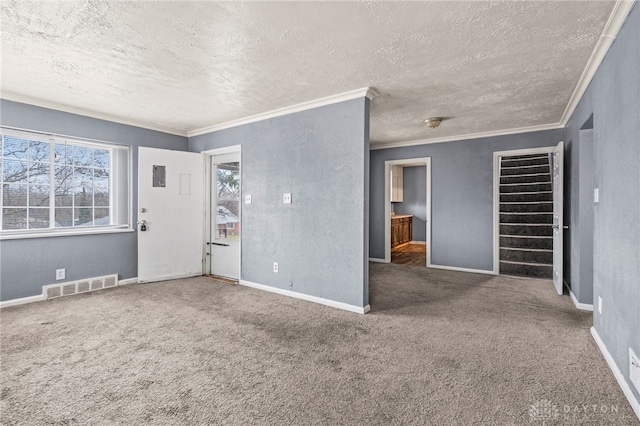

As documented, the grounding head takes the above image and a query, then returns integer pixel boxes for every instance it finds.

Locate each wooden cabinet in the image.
[391,215,412,247]
[390,166,404,202]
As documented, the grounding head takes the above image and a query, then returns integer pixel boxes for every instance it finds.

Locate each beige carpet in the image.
[1,263,638,425]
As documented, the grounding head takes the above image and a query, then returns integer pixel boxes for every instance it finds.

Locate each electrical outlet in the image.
[273,262,278,273]
[630,348,640,393]
[245,194,251,204]
[56,268,65,280]
[598,296,603,314]
[283,193,292,204]
[594,188,600,203]
[289,281,293,290]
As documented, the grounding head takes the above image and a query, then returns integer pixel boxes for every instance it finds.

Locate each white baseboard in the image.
[409,241,427,245]
[427,263,496,275]
[590,327,640,420]
[0,294,46,309]
[118,277,138,285]
[369,257,387,263]
[240,280,370,314]
[570,290,594,311]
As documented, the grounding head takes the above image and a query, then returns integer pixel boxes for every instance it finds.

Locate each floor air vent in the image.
[43,274,119,300]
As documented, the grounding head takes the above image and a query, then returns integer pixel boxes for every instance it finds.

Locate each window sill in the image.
[0,226,134,240]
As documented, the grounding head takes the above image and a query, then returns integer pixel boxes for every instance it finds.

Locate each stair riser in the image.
[501,174,551,184]
[500,203,553,213]
[501,193,553,202]
[500,213,553,224]
[500,224,553,236]
[500,249,553,264]
[500,236,553,250]
[501,165,550,175]
[500,183,552,193]
[500,262,553,279]
[501,157,549,167]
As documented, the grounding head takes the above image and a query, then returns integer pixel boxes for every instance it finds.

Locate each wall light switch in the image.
[283,193,292,204]
[245,194,252,204]
[630,348,640,393]
[594,188,600,203]
[598,296,603,314]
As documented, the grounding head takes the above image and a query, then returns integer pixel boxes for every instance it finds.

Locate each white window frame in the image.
[0,127,133,240]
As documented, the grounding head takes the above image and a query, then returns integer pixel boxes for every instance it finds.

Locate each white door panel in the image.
[138,147,204,283]
[552,141,564,295]
[210,152,241,280]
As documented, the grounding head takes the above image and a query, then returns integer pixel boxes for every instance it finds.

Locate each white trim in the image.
[427,264,495,275]
[591,327,640,420]
[201,144,242,155]
[369,257,387,263]
[371,123,561,150]
[384,158,431,266]
[1,92,187,137]
[560,0,637,126]
[138,272,201,284]
[570,290,594,311]
[118,277,138,286]
[188,87,374,137]
[409,240,427,245]
[240,280,370,314]
[492,145,558,275]
[0,227,134,240]
[0,294,46,309]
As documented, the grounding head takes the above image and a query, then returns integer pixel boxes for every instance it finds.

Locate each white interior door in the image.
[209,152,241,280]
[138,147,204,283]
[552,141,564,295]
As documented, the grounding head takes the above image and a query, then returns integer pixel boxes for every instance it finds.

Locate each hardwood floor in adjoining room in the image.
[391,242,426,266]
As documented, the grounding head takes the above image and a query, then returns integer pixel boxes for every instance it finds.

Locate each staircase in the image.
[499,153,553,278]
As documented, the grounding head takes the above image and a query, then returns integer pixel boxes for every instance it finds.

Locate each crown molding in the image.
[559,0,636,126]
[187,87,373,137]
[370,122,563,151]
[0,92,188,137]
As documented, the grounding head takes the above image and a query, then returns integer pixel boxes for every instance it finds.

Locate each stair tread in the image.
[500,247,553,252]
[500,223,553,226]
[501,164,551,169]
[500,234,552,239]
[499,260,553,267]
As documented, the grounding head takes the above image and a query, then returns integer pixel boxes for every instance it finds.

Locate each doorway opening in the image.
[493,143,564,295]
[384,158,431,267]
[203,146,242,282]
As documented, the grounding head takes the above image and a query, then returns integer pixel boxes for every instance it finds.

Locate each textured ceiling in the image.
[0,1,616,146]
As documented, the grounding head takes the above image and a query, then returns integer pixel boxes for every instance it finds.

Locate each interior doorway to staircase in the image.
[493,144,564,291]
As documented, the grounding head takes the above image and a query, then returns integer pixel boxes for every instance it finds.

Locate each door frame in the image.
[492,144,562,276]
[202,145,242,279]
[384,157,431,266]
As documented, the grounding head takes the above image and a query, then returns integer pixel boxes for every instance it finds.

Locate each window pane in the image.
[2,160,28,183]
[28,208,50,229]
[3,136,29,160]
[29,185,50,207]
[73,146,92,167]
[2,184,27,206]
[55,208,73,227]
[54,144,73,165]
[94,149,109,169]
[2,208,27,229]
[28,163,50,184]
[29,141,50,163]
[74,208,93,227]
[74,167,93,206]
[94,174,109,206]
[94,208,109,225]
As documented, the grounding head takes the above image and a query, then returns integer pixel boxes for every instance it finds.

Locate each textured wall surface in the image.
[589,3,639,405]
[370,129,563,269]
[0,100,188,301]
[190,98,369,308]
[393,166,427,241]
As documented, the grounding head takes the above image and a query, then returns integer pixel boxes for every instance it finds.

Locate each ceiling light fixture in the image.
[424,117,443,128]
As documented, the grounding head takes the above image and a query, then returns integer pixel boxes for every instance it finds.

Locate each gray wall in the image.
[569,3,639,406]
[190,98,370,308]
[0,100,188,301]
[370,129,563,270]
[394,166,427,241]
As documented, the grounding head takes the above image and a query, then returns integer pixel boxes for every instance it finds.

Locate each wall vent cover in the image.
[42,274,119,300]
